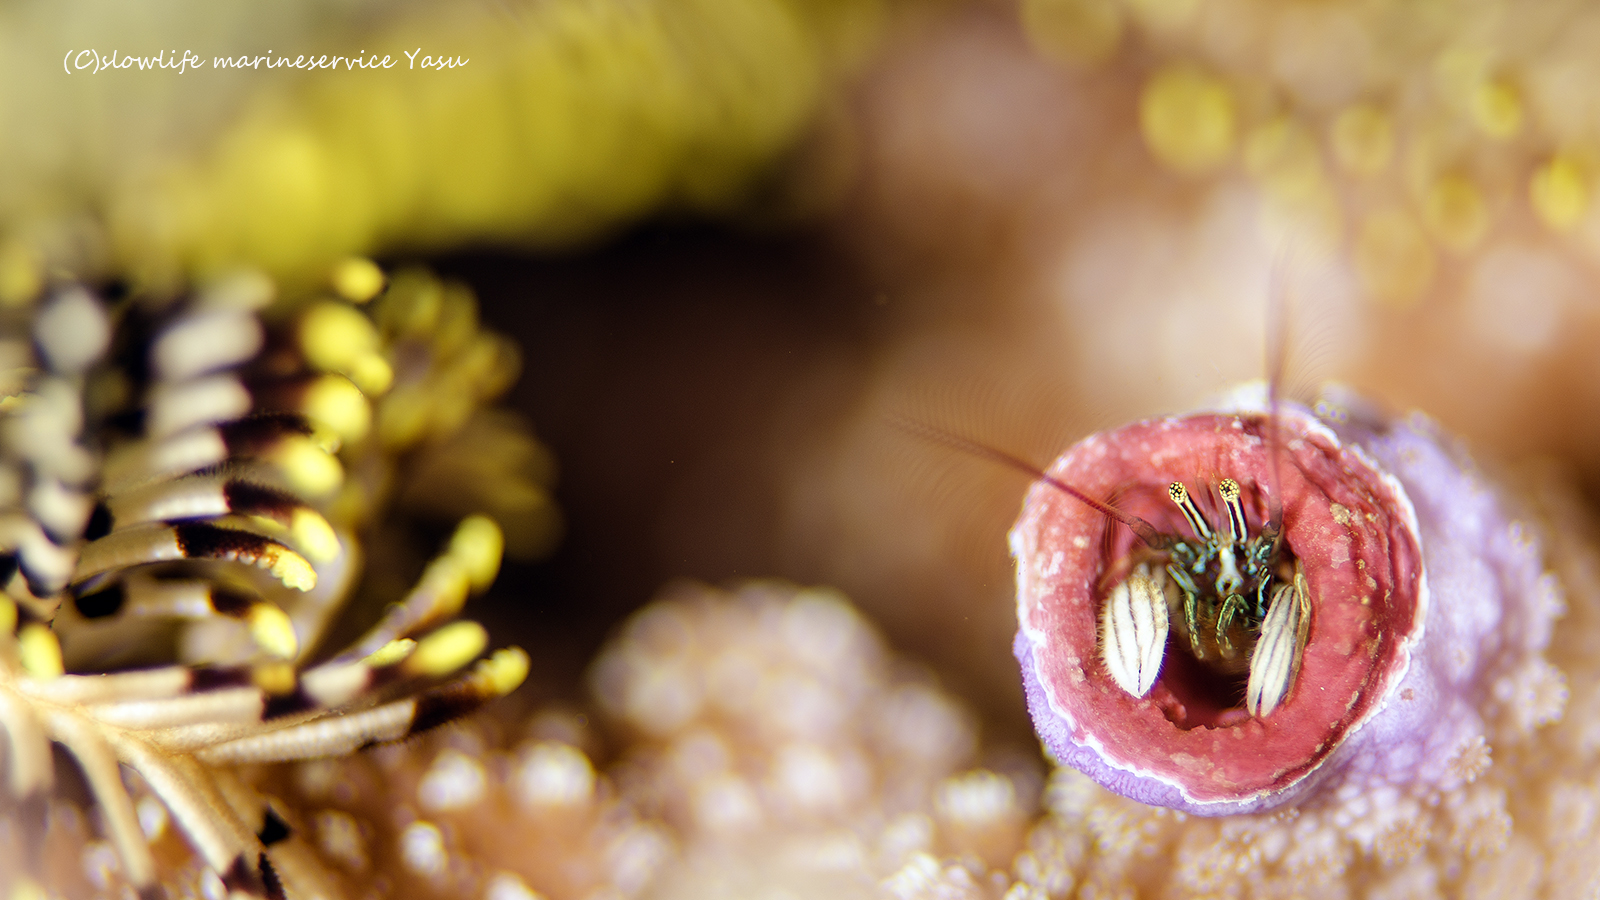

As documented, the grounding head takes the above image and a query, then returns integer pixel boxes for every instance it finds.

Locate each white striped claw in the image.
[1100,564,1170,698]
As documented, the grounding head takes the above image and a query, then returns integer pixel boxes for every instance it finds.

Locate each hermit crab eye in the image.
[1167,481,1212,540]
[1218,477,1247,543]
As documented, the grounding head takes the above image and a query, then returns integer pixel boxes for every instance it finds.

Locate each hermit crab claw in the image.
[1100,565,1170,698]
[1244,573,1309,718]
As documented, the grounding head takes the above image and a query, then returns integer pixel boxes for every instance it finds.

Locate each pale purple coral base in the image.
[1016,390,1558,816]
[1313,394,1557,800]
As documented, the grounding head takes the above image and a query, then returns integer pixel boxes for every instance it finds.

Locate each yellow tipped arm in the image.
[253,373,373,444]
[17,622,63,678]
[286,508,340,564]
[69,577,302,663]
[449,515,504,592]
[109,413,346,498]
[331,258,386,303]
[403,621,489,678]
[300,302,393,395]
[246,604,300,659]
[334,515,505,663]
[107,477,340,562]
[336,558,468,662]
[75,523,317,592]
[197,647,528,767]
[265,435,345,497]
[360,638,416,669]
[301,374,372,442]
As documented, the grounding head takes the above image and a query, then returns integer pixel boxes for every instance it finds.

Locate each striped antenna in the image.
[889,415,1172,550]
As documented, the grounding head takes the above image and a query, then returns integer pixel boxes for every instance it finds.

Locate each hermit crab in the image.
[0,265,544,898]
[1011,383,1556,816]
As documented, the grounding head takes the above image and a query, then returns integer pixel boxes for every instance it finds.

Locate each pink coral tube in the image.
[1012,385,1555,815]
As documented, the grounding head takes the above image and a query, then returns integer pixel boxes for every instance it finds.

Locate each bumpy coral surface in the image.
[3,581,1032,900]
[9,535,1596,898]
[588,581,1018,900]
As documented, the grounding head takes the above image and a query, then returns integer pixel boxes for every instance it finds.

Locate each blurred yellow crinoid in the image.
[1139,64,1237,175]
[1,0,885,287]
[1021,0,1600,310]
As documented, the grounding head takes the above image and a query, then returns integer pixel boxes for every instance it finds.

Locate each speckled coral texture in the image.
[11,523,1597,899]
